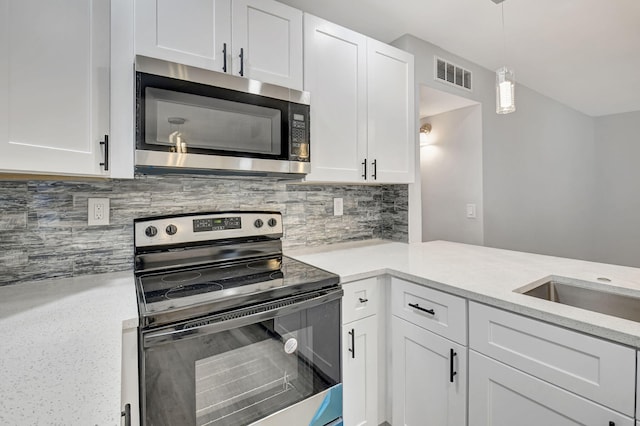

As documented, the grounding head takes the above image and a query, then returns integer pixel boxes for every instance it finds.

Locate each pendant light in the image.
[494,0,516,114]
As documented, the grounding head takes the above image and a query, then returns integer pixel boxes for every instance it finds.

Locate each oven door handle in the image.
[143,288,344,348]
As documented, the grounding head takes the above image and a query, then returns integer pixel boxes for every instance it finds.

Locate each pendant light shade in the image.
[496,66,516,114]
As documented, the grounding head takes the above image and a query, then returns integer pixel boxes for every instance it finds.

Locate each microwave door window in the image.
[145,87,281,156]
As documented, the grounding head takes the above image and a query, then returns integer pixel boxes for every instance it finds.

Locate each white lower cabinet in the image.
[469,351,634,426]
[343,315,378,426]
[391,316,467,426]
[342,278,380,426]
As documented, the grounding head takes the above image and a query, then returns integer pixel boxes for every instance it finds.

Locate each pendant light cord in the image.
[501,3,507,63]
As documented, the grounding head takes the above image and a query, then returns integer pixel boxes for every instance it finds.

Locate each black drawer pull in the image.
[408,303,435,315]
[361,159,367,180]
[358,297,368,303]
[372,159,377,180]
[450,349,457,383]
[239,47,245,76]
[348,328,355,359]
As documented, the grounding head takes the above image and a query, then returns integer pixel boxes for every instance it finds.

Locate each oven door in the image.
[140,289,343,426]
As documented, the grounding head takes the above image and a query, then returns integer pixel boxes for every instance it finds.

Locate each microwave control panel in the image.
[289,104,309,161]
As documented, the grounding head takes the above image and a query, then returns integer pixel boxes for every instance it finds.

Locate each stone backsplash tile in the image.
[0,174,408,285]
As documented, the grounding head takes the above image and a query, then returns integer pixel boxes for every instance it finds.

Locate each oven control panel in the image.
[135,212,282,248]
[193,216,241,232]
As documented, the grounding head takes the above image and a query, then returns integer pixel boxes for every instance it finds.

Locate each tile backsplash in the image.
[0,174,408,285]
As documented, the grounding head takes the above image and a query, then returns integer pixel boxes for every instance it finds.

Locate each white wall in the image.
[421,105,483,245]
[592,111,640,267]
[394,34,598,261]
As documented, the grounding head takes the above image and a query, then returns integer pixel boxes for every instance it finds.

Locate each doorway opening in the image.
[418,85,483,244]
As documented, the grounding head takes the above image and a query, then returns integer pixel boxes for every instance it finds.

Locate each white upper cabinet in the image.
[134,0,303,90]
[303,14,368,182]
[232,0,302,90]
[303,14,415,184]
[0,0,111,176]
[135,0,232,73]
[367,39,415,183]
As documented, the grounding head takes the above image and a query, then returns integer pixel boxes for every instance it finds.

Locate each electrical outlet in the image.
[333,198,343,216]
[88,198,110,226]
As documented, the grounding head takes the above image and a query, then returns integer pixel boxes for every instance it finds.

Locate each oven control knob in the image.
[254,219,264,228]
[268,218,278,227]
[166,224,178,235]
[145,226,158,237]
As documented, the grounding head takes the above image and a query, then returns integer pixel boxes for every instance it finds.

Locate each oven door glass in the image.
[142,297,341,426]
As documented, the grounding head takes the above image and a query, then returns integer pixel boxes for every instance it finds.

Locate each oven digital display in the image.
[193,217,241,232]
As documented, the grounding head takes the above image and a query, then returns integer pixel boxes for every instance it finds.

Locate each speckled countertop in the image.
[0,270,138,426]
[4,240,640,425]
[288,240,640,348]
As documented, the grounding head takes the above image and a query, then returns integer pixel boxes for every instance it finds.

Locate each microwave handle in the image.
[143,288,343,347]
[239,47,244,77]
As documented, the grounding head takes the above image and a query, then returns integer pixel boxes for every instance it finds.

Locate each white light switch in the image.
[466,203,477,219]
[334,198,344,216]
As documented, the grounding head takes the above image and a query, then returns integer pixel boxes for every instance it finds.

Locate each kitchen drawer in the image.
[469,302,635,417]
[342,277,379,324]
[391,277,466,345]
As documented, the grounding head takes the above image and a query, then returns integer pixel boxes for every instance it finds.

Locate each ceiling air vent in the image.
[435,57,472,91]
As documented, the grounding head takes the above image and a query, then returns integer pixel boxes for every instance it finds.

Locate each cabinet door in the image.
[343,315,378,426]
[469,351,634,426]
[0,0,109,176]
[232,0,302,90]
[392,316,466,426]
[303,14,367,183]
[367,39,415,183]
[135,0,231,72]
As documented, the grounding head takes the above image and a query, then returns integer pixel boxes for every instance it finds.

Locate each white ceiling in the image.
[280,0,640,117]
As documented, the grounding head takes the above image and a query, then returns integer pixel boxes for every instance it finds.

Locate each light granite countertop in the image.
[4,239,640,425]
[0,270,138,426]
[288,239,640,348]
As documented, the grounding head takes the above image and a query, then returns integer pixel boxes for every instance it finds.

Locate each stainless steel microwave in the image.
[135,56,310,176]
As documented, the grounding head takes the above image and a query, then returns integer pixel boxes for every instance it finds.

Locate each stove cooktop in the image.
[136,255,340,328]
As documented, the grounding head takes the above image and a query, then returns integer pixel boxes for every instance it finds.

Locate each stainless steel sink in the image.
[515,276,640,323]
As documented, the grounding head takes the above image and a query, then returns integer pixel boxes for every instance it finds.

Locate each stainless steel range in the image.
[134,211,343,426]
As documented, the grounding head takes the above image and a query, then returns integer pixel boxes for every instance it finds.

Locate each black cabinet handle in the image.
[222,43,227,72]
[99,134,109,171]
[239,47,244,76]
[450,349,457,383]
[361,159,367,180]
[348,328,355,359]
[408,302,435,315]
[358,297,368,303]
[372,159,377,180]
[121,403,131,426]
